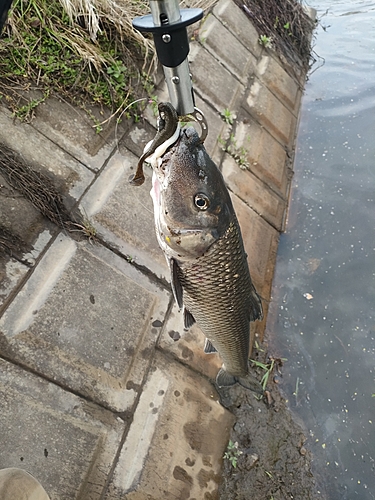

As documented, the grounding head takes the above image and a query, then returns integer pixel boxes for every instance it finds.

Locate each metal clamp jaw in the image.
[132,1,202,117]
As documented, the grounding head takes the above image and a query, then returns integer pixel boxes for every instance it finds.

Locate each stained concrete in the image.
[0,0,311,497]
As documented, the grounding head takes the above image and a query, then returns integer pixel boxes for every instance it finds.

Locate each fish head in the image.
[151,126,233,258]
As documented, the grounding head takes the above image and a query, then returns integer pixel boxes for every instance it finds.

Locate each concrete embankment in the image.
[0,1,312,498]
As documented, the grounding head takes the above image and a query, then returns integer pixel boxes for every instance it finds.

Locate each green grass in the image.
[223,440,243,468]
[0,0,153,124]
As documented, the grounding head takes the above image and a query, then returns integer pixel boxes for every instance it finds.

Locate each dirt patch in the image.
[218,351,324,499]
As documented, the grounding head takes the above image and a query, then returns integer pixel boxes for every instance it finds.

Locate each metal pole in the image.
[133,1,203,117]
[0,0,13,32]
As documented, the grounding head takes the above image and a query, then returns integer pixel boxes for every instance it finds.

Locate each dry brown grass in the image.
[234,0,315,68]
[0,0,217,125]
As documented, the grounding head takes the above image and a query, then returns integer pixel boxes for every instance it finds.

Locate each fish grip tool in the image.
[132,0,208,140]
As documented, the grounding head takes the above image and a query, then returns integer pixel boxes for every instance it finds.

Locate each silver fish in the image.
[149,110,263,393]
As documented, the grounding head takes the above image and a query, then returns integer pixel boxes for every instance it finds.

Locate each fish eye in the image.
[194,193,210,211]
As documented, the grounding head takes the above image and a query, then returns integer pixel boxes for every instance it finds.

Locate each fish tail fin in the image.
[237,373,264,394]
[216,368,263,395]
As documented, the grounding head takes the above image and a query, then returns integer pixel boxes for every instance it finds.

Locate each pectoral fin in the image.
[170,258,183,309]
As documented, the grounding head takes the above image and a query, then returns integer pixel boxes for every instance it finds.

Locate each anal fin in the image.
[184,308,195,329]
[204,338,218,354]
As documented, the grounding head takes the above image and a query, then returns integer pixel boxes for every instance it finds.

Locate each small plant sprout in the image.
[223,440,243,468]
[15,90,50,122]
[251,358,276,391]
[254,340,265,352]
[251,356,287,392]
[284,21,293,36]
[106,61,128,86]
[221,108,235,125]
[149,96,159,117]
[259,35,272,48]
[70,209,97,243]
[218,134,249,170]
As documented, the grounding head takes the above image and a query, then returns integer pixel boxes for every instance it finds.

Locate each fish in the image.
[147,104,263,393]
[129,102,180,186]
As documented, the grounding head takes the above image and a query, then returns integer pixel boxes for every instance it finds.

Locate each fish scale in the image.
[176,217,263,378]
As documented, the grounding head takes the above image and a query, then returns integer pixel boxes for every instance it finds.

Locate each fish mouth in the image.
[145,126,181,171]
[149,132,182,207]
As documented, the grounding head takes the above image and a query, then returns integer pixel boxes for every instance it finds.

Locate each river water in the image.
[267,1,375,498]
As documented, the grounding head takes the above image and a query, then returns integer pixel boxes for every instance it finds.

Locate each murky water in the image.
[267,1,375,498]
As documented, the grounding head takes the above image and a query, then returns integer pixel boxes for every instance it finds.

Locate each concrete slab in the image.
[0,234,170,412]
[120,115,157,160]
[0,106,94,203]
[256,55,302,115]
[194,94,230,168]
[231,193,279,302]
[104,351,235,500]
[222,153,286,231]
[80,147,168,279]
[199,13,257,84]
[189,43,244,114]
[0,257,29,308]
[31,94,126,171]
[213,0,262,59]
[234,110,289,198]
[243,76,297,148]
[0,357,124,499]
[0,225,53,308]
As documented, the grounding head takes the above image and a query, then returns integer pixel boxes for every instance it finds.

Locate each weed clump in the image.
[0,0,154,124]
[234,0,315,69]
